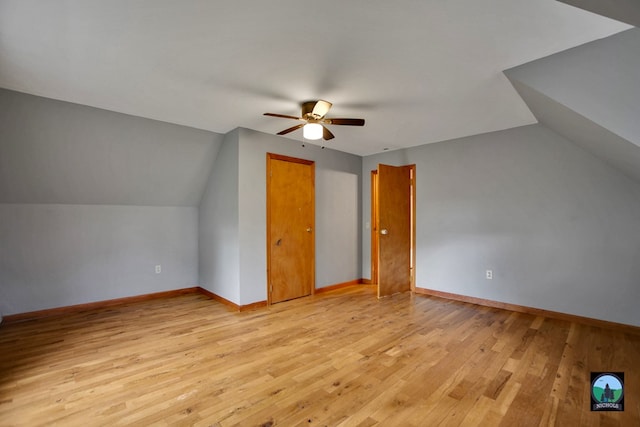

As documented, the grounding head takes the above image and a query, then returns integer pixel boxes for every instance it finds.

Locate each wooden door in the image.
[374,164,414,298]
[267,153,315,304]
[370,170,379,285]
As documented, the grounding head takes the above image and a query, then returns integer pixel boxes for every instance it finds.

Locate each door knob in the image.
[306,227,312,233]
[380,229,388,235]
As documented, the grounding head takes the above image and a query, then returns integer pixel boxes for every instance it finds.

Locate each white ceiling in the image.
[0,1,630,156]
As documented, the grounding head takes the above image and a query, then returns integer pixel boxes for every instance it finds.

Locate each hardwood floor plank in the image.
[1,286,639,426]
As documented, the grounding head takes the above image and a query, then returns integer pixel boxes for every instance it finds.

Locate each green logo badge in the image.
[591,372,624,411]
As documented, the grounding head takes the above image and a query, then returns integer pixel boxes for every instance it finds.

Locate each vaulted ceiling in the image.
[505,28,640,183]
[0,1,630,155]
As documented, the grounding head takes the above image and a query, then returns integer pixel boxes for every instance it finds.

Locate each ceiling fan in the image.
[264,100,365,141]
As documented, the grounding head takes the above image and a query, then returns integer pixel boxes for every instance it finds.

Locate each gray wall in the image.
[237,129,362,305]
[363,124,640,326]
[199,128,362,306]
[198,128,362,306]
[198,130,241,303]
[0,89,222,315]
[0,204,198,315]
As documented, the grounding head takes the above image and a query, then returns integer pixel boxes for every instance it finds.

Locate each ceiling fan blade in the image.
[322,126,335,141]
[277,123,305,135]
[264,113,303,120]
[312,100,332,118]
[323,118,365,126]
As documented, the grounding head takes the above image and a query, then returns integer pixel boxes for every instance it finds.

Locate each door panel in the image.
[267,154,315,304]
[377,164,412,298]
[371,170,379,285]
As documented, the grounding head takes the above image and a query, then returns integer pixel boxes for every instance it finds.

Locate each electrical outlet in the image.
[155,265,162,274]
[486,269,493,280]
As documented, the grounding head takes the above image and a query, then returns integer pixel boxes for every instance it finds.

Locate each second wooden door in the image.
[373,164,414,298]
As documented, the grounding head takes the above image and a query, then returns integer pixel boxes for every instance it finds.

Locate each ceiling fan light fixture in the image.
[264,100,364,141]
[303,123,323,140]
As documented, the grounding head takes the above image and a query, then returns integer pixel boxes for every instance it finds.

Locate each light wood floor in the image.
[1,285,639,426]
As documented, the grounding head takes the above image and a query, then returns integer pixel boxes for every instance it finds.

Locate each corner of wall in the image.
[197,129,241,304]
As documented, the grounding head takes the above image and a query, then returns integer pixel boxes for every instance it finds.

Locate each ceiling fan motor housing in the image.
[302,101,322,120]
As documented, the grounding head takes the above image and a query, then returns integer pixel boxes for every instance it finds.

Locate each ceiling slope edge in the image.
[557,0,640,27]
[507,78,640,184]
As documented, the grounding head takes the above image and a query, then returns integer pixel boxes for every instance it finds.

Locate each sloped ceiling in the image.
[558,0,640,27]
[0,1,630,155]
[508,80,640,183]
[0,88,223,206]
[505,28,640,183]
